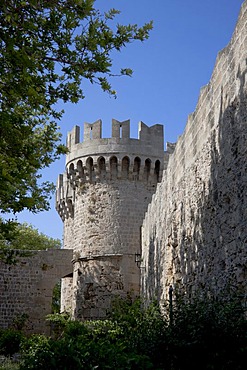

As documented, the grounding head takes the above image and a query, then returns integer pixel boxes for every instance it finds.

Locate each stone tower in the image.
[56,118,165,320]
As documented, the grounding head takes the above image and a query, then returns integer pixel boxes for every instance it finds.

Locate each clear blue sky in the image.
[13,0,244,242]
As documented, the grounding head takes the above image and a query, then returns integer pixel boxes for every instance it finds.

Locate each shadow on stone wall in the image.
[144,228,163,302]
[174,64,247,299]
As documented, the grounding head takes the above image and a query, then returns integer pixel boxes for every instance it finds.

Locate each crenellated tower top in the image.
[66,118,164,162]
[56,119,171,221]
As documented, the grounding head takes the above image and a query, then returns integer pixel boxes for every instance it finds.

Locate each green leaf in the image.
[0,0,152,215]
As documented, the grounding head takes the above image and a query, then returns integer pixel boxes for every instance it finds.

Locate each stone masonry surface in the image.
[0,249,73,334]
[141,0,247,304]
[56,119,167,319]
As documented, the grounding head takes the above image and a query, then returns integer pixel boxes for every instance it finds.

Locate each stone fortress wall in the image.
[0,249,72,334]
[56,119,168,320]
[141,0,247,303]
[1,0,247,334]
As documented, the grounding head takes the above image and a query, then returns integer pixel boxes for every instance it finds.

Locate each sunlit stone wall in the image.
[141,0,247,303]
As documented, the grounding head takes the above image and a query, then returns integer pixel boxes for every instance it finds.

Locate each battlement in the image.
[64,120,165,186]
[66,119,164,162]
[56,119,167,221]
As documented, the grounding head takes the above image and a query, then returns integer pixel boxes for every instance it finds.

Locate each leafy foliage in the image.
[167,293,247,370]
[0,0,153,216]
[1,295,247,369]
[108,295,166,364]
[0,220,61,250]
[12,314,29,332]
[0,219,61,263]
[0,329,24,357]
[0,359,20,370]
[19,294,247,370]
[51,281,62,314]
[21,318,152,369]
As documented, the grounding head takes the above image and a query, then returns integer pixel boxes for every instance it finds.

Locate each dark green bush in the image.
[0,328,24,356]
[108,296,166,368]
[166,294,247,370]
[20,308,157,369]
[19,294,247,370]
[20,319,153,369]
[20,335,54,369]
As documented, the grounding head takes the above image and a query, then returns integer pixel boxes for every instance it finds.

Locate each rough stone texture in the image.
[63,181,156,255]
[69,254,139,320]
[141,0,247,304]
[56,119,167,319]
[0,249,73,334]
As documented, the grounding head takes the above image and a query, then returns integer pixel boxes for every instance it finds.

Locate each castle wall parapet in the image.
[66,119,164,161]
